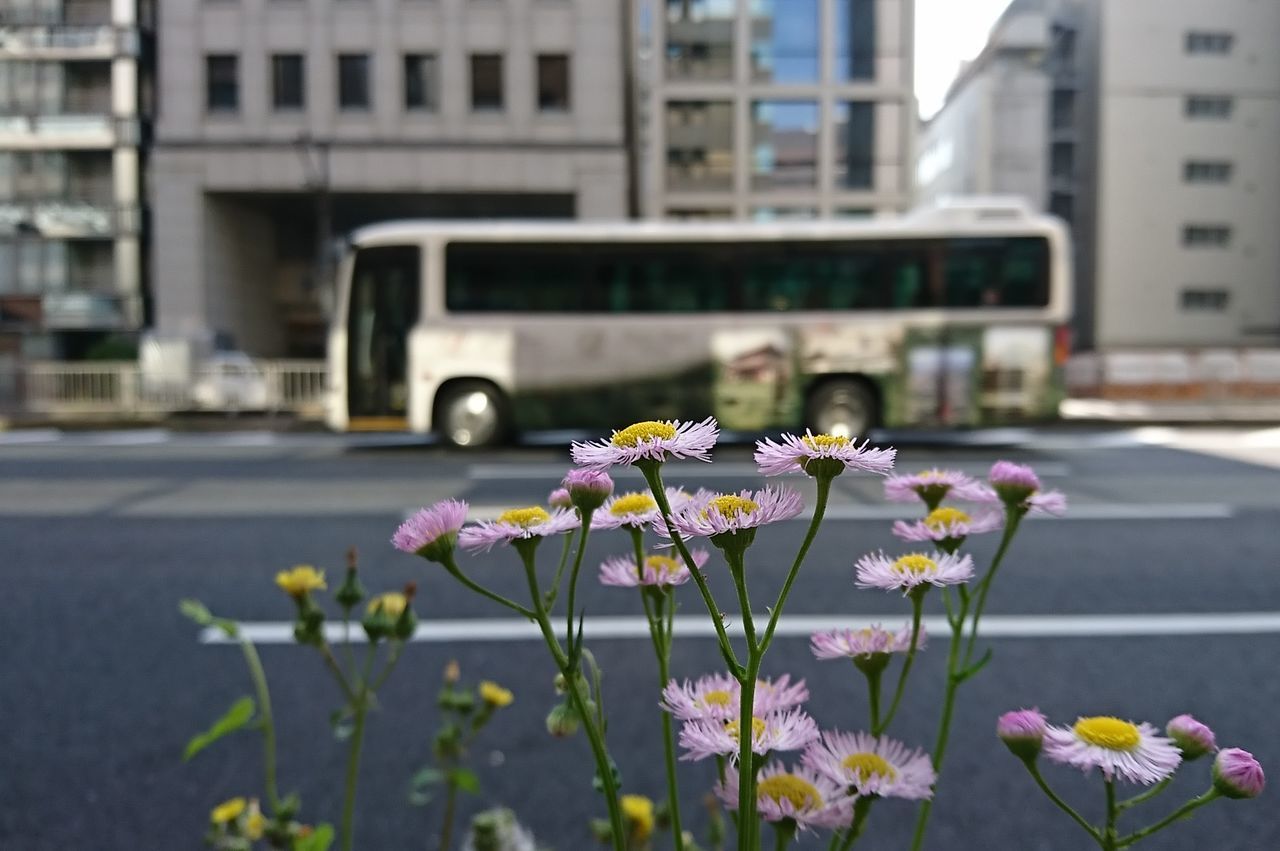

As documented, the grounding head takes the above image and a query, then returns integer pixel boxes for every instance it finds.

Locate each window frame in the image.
[205,53,239,114]
[403,53,439,112]
[536,53,571,113]
[270,53,306,112]
[337,53,372,111]
[470,53,504,112]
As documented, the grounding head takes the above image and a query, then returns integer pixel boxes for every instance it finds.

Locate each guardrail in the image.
[15,360,329,419]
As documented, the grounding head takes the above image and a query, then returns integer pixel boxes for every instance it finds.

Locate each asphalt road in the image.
[2,426,1279,850]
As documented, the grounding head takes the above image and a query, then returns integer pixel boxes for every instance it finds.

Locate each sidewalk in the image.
[1061,398,1280,423]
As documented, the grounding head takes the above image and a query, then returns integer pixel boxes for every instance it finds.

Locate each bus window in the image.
[943,237,1049,308]
[446,243,591,312]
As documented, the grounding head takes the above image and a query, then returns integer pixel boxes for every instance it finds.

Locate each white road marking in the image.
[201,611,1280,645]
[0,428,62,444]
[467,462,1072,480]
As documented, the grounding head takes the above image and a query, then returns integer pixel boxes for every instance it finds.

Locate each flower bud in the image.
[563,469,615,513]
[548,487,573,509]
[997,708,1047,761]
[545,703,581,738]
[1213,748,1265,799]
[479,680,514,709]
[988,460,1041,504]
[335,564,366,611]
[1166,714,1217,760]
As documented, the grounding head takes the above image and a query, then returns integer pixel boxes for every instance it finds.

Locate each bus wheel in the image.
[806,379,877,440]
[435,382,509,449]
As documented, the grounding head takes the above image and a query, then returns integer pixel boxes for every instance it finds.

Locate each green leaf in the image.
[183,696,255,761]
[329,708,354,742]
[450,767,481,795]
[179,598,239,638]
[294,823,335,851]
[408,767,446,806]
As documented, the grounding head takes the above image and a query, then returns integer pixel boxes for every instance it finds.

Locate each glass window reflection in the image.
[665,100,735,192]
[751,100,818,190]
[665,0,735,81]
[750,0,819,83]
[835,101,875,189]
[835,0,876,81]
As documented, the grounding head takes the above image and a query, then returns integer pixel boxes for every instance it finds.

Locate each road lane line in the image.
[468,462,1072,480]
[201,611,1280,645]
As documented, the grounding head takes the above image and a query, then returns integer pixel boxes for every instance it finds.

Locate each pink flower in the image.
[892,506,1004,543]
[458,506,580,552]
[547,487,573,509]
[598,549,709,588]
[998,709,1048,760]
[810,623,923,661]
[662,674,808,722]
[679,708,819,762]
[1213,748,1265,799]
[659,486,804,540]
[571,418,719,470]
[803,730,936,800]
[1043,716,1181,785]
[977,460,1067,516]
[592,487,697,531]
[392,499,468,562]
[716,763,853,831]
[883,469,989,505]
[562,468,614,511]
[855,551,975,594]
[754,431,896,478]
[1166,714,1217,760]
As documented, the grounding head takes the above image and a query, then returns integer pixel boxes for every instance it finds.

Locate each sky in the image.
[915,0,1015,119]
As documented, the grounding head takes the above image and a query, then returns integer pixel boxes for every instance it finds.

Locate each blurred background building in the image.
[149,0,630,358]
[917,0,1280,352]
[0,0,149,362]
[649,0,915,220]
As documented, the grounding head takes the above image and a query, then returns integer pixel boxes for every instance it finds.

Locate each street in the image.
[2,426,1278,850]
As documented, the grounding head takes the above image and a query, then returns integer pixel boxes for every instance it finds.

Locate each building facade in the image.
[917,0,1280,351]
[647,0,915,221]
[0,0,148,360]
[150,0,630,358]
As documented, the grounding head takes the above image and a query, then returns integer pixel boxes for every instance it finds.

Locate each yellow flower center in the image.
[891,554,937,575]
[644,555,683,577]
[702,689,734,708]
[757,774,823,809]
[802,434,851,450]
[924,507,971,530]
[367,592,407,617]
[612,421,677,447]
[724,716,768,743]
[275,565,326,596]
[1074,716,1141,751]
[842,752,898,783]
[621,795,655,840]
[479,680,514,708]
[611,493,657,516]
[708,495,759,519]
[497,506,551,527]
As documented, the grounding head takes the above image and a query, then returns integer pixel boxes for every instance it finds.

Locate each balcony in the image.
[0,114,137,149]
[0,200,141,238]
[0,25,138,59]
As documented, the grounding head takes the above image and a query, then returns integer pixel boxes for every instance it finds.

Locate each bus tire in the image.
[434,381,510,449]
[806,378,878,440]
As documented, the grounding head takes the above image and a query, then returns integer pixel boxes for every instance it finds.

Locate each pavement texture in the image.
[2,426,1279,850]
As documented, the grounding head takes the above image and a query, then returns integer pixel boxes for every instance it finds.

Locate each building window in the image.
[1185,31,1234,54]
[751,0,819,83]
[337,54,371,110]
[665,208,733,221]
[752,208,818,221]
[1051,89,1075,129]
[836,101,875,189]
[665,0,733,81]
[1183,160,1233,183]
[271,54,305,111]
[665,100,734,192]
[835,0,875,81]
[1181,289,1230,311]
[1051,142,1074,181]
[470,54,503,111]
[1050,24,1077,65]
[752,101,819,190]
[404,54,438,111]
[536,54,570,112]
[1182,225,1231,247]
[1049,192,1073,224]
[1185,95,1233,119]
[205,54,238,113]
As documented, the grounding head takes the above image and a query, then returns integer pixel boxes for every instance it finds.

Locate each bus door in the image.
[346,245,420,429]
[902,326,982,427]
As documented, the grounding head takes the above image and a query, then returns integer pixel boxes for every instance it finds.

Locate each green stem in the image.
[640,463,742,677]
[728,551,757,653]
[875,592,924,735]
[736,654,761,851]
[442,553,535,619]
[565,513,595,656]
[1103,779,1118,850]
[759,476,832,654]
[545,531,575,609]
[963,511,1022,665]
[368,639,405,694]
[839,797,875,851]
[339,689,369,851]
[1117,777,1172,812]
[238,638,281,812]
[773,820,796,851]
[439,778,459,851]
[909,600,967,851]
[651,595,686,851]
[519,545,626,851]
[318,641,357,704]
[1117,789,1220,848]
[1025,761,1102,845]
[865,667,882,733]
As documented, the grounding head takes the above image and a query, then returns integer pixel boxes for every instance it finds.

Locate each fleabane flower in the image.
[210,797,247,824]
[754,431,896,479]
[562,468,614,512]
[892,506,1003,544]
[716,763,853,831]
[810,623,924,668]
[599,549,709,588]
[1043,716,1182,785]
[393,499,468,563]
[979,460,1068,516]
[662,673,808,722]
[547,487,573,509]
[855,551,974,594]
[1166,714,1217,760]
[592,487,694,531]
[679,708,819,762]
[803,730,937,800]
[458,506,580,552]
[1213,748,1265,799]
[660,487,804,546]
[571,417,719,470]
[883,468,988,506]
[275,565,326,598]
[998,709,1048,761]
[479,680,514,708]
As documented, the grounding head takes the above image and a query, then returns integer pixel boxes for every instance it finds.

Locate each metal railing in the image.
[15,360,330,419]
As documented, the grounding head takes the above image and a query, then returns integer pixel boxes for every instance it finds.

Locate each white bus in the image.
[327,201,1071,447]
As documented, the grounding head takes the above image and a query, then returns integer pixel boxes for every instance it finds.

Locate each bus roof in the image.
[348,200,1065,247]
